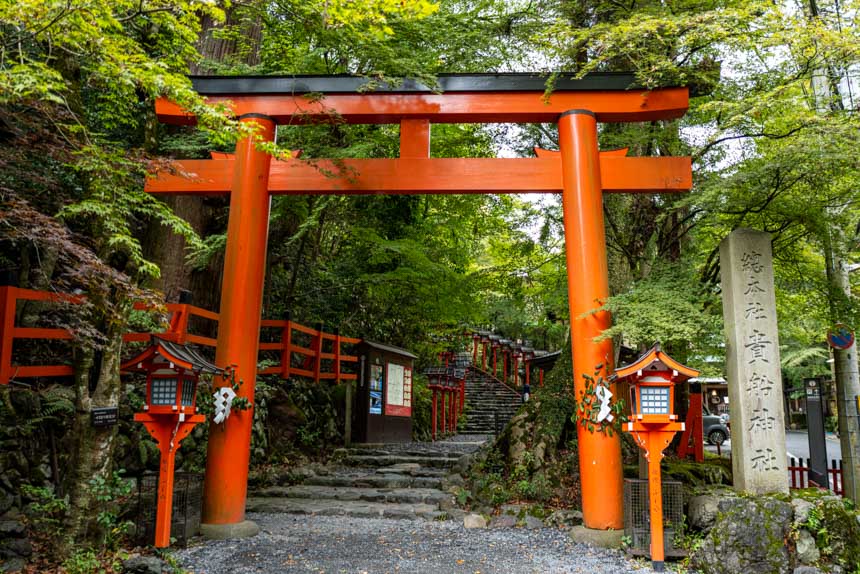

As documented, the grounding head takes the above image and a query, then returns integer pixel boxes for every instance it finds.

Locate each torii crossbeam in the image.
[147,73,692,537]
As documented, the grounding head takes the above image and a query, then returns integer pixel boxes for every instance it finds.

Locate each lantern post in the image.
[615,345,699,572]
[122,337,219,547]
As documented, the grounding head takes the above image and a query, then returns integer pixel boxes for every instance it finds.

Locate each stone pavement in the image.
[176,513,658,574]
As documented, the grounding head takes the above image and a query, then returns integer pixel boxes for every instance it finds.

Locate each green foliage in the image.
[88,470,134,550]
[62,549,103,574]
[21,484,69,551]
[596,264,722,371]
[573,368,627,437]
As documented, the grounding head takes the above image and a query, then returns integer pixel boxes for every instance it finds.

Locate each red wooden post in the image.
[539,368,544,387]
[503,350,508,383]
[449,389,456,434]
[313,323,324,383]
[492,346,498,377]
[0,286,15,386]
[472,336,478,365]
[431,388,438,441]
[170,304,190,344]
[280,313,292,379]
[440,387,447,435]
[460,378,465,414]
[481,341,488,371]
[513,354,519,387]
[334,328,342,383]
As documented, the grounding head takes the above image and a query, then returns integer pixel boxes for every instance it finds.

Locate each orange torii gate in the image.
[148,73,692,536]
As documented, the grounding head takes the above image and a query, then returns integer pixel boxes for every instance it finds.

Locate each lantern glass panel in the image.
[151,378,178,406]
[640,386,670,415]
[181,378,196,406]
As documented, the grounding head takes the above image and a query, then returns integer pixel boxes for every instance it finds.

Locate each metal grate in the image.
[623,478,686,558]
[137,472,203,547]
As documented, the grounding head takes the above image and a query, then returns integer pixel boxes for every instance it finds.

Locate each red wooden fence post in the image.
[280,312,292,379]
[431,389,438,441]
[492,346,498,377]
[449,389,456,433]
[334,327,342,383]
[313,322,324,383]
[481,341,488,371]
[440,388,447,435]
[0,285,16,386]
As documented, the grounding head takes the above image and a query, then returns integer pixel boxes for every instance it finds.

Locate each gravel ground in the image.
[177,513,658,574]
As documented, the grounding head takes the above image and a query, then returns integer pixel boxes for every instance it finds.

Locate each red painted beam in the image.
[155,88,689,125]
[145,156,691,195]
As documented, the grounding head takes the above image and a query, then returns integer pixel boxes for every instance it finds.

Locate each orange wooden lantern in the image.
[122,336,222,547]
[614,345,699,572]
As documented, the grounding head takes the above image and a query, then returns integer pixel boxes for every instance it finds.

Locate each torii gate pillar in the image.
[559,110,623,529]
[201,115,275,535]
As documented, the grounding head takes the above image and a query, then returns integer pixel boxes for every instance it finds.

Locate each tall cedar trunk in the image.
[61,302,129,550]
[144,3,262,312]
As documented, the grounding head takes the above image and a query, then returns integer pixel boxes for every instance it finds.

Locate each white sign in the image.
[386,363,405,406]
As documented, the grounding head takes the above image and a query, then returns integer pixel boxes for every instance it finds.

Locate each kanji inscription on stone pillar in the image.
[720,228,788,494]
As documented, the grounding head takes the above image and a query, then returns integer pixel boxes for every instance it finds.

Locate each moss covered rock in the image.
[690,495,794,574]
[688,488,860,574]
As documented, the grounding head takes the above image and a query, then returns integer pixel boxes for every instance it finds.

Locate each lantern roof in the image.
[612,344,699,382]
[121,336,223,375]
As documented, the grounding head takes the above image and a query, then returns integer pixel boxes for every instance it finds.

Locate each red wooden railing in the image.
[0,286,358,385]
[788,457,845,497]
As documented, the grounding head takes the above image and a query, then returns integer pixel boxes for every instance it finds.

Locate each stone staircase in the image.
[462,367,522,435]
[246,437,485,520]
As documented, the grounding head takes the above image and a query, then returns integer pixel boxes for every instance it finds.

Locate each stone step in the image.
[251,485,453,506]
[304,473,444,489]
[246,497,444,520]
[339,454,458,468]
[337,448,458,459]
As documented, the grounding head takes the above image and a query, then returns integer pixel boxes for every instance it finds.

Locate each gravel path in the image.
[177,513,658,574]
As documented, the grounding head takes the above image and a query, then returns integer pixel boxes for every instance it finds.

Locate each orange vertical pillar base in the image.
[203,115,275,530]
[559,110,623,530]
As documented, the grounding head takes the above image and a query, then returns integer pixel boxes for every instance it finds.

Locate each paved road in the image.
[784,430,842,462]
[704,430,842,462]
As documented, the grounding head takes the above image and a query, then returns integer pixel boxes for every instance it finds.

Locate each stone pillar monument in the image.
[720,228,789,494]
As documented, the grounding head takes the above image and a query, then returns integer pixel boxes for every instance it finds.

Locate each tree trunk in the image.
[61,301,129,550]
[823,235,860,503]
